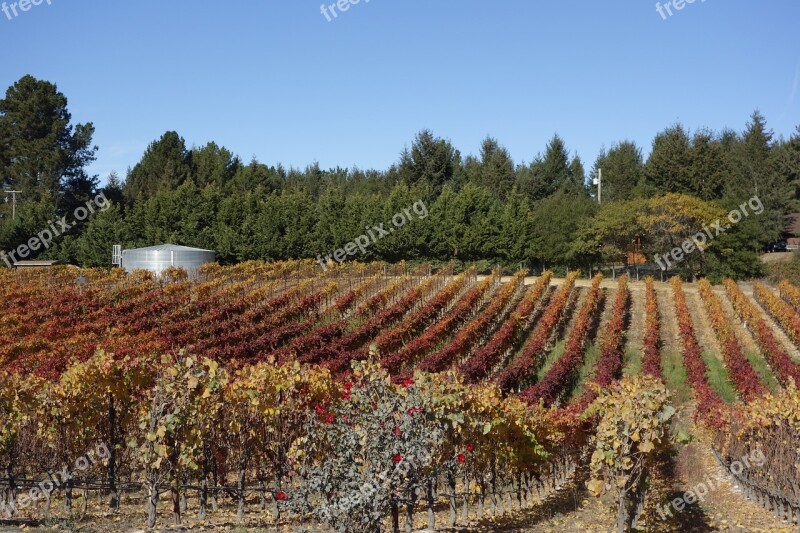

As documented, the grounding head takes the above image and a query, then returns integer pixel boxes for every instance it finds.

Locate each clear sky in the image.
[1,0,799,183]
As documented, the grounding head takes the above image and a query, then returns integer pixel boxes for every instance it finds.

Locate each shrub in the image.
[289,360,446,533]
[586,375,676,533]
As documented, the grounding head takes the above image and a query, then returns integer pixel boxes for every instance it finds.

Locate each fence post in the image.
[447,468,457,527]
[426,476,435,530]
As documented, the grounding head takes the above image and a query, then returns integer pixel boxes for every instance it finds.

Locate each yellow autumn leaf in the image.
[586,479,604,496]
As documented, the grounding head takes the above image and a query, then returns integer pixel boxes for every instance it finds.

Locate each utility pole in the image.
[593,169,604,275]
[4,190,21,220]
[592,169,602,204]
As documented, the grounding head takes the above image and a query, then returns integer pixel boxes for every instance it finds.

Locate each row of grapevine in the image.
[723,279,800,387]
[416,272,526,374]
[293,275,416,365]
[381,273,497,375]
[519,274,605,406]
[356,275,412,316]
[670,278,729,427]
[459,272,554,383]
[331,274,382,318]
[373,269,474,357]
[697,279,765,402]
[573,275,631,410]
[754,281,800,346]
[324,275,445,373]
[641,277,662,379]
[494,272,580,393]
[778,279,800,313]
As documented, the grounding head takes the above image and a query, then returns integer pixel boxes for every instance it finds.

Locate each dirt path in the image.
[556,287,587,342]
[656,284,682,355]
[712,288,761,356]
[597,288,617,333]
[667,408,796,532]
[743,290,800,362]
[484,275,632,290]
[626,284,646,355]
[684,288,723,358]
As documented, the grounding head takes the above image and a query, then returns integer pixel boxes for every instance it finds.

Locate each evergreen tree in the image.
[518,134,580,201]
[688,129,727,200]
[0,75,97,211]
[497,189,534,265]
[478,136,516,199]
[528,191,598,272]
[591,141,644,202]
[102,171,126,208]
[398,130,460,192]
[567,156,588,196]
[643,124,692,194]
[192,142,241,189]
[229,158,285,195]
[76,203,124,267]
[772,126,800,201]
[124,131,192,203]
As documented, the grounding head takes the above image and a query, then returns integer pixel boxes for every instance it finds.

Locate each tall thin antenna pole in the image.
[598,169,602,204]
[4,190,21,220]
[593,170,602,204]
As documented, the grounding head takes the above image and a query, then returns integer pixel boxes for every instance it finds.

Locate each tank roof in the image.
[123,244,214,253]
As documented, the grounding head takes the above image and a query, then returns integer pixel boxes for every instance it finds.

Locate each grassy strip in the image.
[661,349,691,403]
[567,343,602,400]
[744,351,780,393]
[622,347,642,378]
[701,351,739,403]
[536,340,565,381]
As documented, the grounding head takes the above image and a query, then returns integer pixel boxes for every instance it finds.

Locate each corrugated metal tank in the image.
[120,244,215,277]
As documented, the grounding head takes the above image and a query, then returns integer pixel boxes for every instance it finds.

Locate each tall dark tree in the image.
[398,130,459,192]
[567,156,588,196]
[229,158,284,195]
[591,141,644,202]
[124,131,192,203]
[0,75,97,209]
[721,111,789,249]
[528,191,598,272]
[518,134,581,200]
[478,136,516,199]
[772,126,800,201]
[192,142,241,189]
[688,130,727,200]
[643,124,692,194]
[76,203,124,267]
[102,171,126,208]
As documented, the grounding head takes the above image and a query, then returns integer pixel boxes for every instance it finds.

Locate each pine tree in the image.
[644,124,692,194]
[124,131,192,203]
[0,75,97,210]
[591,141,644,202]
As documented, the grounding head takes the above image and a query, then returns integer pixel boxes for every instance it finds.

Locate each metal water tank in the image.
[120,244,215,277]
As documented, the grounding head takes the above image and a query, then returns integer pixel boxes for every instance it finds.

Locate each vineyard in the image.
[1,261,800,532]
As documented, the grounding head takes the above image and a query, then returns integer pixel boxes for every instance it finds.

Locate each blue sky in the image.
[1,0,799,183]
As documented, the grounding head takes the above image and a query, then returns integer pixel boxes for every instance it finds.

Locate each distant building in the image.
[784,213,800,250]
[13,259,62,269]
[118,244,216,277]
